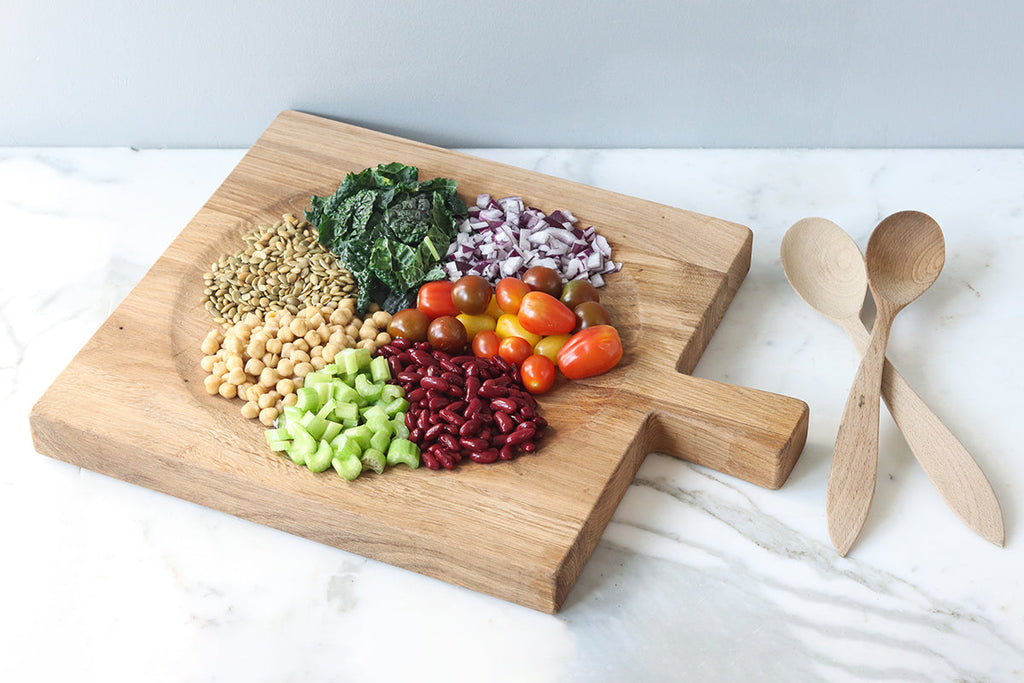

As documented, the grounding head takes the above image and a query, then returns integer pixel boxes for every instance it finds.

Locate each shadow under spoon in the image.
[781,216,1003,551]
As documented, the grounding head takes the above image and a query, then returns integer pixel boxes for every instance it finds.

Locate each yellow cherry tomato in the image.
[533,334,572,364]
[485,294,503,320]
[456,313,497,342]
[494,313,543,347]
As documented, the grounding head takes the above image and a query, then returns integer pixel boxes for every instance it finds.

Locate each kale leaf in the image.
[305,163,466,313]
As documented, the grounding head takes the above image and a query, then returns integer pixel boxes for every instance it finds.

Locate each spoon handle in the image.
[843,322,1004,546]
[827,314,891,556]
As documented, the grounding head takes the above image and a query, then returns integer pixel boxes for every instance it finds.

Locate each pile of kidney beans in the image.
[377,338,547,470]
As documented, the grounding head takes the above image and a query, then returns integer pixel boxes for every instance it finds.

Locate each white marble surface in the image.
[3,146,1022,682]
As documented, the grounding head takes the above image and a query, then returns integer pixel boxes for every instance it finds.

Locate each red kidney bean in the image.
[470,448,499,464]
[409,348,434,366]
[391,337,411,350]
[427,412,441,425]
[434,449,456,470]
[386,355,402,376]
[519,404,536,420]
[460,436,488,451]
[439,358,458,373]
[478,384,509,399]
[424,423,446,442]
[459,418,481,437]
[397,370,420,384]
[533,416,548,430]
[438,408,465,426]
[427,395,449,411]
[491,355,511,372]
[407,387,427,403]
[409,426,423,443]
[405,411,417,431]
[438,433,460,452]
[416,410,430,430]
[451,355,475,365]
[520,440,537,453]
[420,449,440,470]
[441,371,463,386]
[464,376,481,399]
[420,376,449,392]
[499,445,516,461]
[425,364,441,377]
[465,397,484,417]
[493,410,514,434]
[490,397,518,414]
[505,424,536,446]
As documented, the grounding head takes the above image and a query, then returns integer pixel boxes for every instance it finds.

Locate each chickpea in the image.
[277,326,295,343]
[293,361,314,378]
[277,358,294,377]
[258,407,279,427]
[259,367,280,388]
[282,392,298,407]
[227,368,247,386]
[240,401,260,419]
[276,378,296,396]
[212,361,227,378]
[330,308,353,326]
[329,329,346,345]
[265,337,283,355]
[224,335,245,355]
[238,382,255,400]
[317,324,331,345]
[218,382,238,399]
[246,338,266,359]
[290,349,310,365]
[204,375,222,395]
[310,345,323,359]
[244,358,265,376]
[308,312,325,329]
[359,324,377,341]
[225,354,244,372]
[310,356,327,370]
[345,323,360,339]
[375,331,392,346]
[371,311,391,329]
[200,337,220,355]
[291,338,309,353]
[246,384,266,402]
[258,391,280,409]
[303,329,320,348]
[289,317,309,338]
[200,355,219,372]
[368,303,381,313]
[322,342,340,362]
[280,342,294,358]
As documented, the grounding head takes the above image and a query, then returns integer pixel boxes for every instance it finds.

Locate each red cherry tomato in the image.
[417,280,458,319]
[517,291,576,336]
[495,277,531,315]
[520,354,556,394]
[498,335,532,366]
[472,329,501,358]
[556,325,623,379]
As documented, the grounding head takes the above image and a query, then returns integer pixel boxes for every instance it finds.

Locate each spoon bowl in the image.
[866,211,945,310]
[781,217,867,322]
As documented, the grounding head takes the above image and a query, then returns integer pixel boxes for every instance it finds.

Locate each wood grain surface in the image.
[30,111,808,612]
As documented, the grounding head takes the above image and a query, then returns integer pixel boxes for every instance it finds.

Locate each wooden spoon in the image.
[782,217,1004,548]
[826,211,946,555]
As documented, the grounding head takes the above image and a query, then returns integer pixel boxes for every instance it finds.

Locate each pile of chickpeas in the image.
[200,298,393,425]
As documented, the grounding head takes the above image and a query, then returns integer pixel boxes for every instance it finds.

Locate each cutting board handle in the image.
[644,374,808,489]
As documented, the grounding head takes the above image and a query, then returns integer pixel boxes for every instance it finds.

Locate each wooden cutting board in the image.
[30,111,808,613]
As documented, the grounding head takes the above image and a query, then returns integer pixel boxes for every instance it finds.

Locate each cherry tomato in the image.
[387,308,430,342]
[427,315,468,353]
[417,280,458,319]
[485,294,503,319]
[574,301,612,330]
[498,335,533,366]
[494,313,542,347]
[533,334,571,364]
[472,329,501,358]
[495,277,531,314]
[517,291,576,336]
[456,313,496,341]
[556,325,623,380]
[560,279,600,309]
[520,354,556,394]
[521,266,563,298]
[451,274,493,315]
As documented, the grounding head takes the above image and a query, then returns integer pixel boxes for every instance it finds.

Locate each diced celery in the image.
[332,454,362,481]
[380,383,404,403]
[316,398,338,421]
[369,428,391,454]
[321,420,342,443]
[382,396,410,417]
[366,415,392,439]
[334,401,359,422]
[361,404,388,424]
[313,382,332,406]
[265,429,291,452]
[343,425,372,451]
[341,416,359,429]
[392,414,410,440]
[350,347,372,370]
[286,423,316,466]
[306,439,334,473]
[333,382,363,406]
[386,438,420,469]
[335,348,362,375]
[354,373,383,402]
[331,433,363,461]
[322,363,341,375]
[369,355,391,383]
[294,387,319,413]
[360,447,386,474]
[299,412,328,441]
[304,371,332,386]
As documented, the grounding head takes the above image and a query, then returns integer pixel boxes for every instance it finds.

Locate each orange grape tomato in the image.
[494,313,543,346]
[417,280,458,319]
[498,335,533,366]
[456,313,496,341]
[495,277,531,315]
[472,329,501,358]
[556,325,623,380]
[517,291,576,336]
[533,334,571,364]
[520,354,556,394]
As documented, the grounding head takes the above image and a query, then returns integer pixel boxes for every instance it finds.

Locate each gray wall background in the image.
[4,0,1022,148]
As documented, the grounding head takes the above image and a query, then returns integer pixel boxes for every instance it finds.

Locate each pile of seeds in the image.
[200,301,394,425]
[203,214,357,325]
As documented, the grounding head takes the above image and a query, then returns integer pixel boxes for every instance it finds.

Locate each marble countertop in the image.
[3,145,1021,682]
